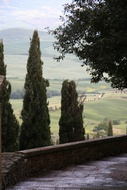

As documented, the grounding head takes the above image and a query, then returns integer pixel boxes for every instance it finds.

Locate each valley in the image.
[1,28,127,142]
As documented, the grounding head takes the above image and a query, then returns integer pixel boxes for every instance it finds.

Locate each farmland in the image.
[10,84,127,140]
[1,28,127,141]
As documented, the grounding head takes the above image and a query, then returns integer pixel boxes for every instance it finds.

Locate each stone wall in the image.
[2,153,26,190]
[2,135,127,189]
[19,135,127,176]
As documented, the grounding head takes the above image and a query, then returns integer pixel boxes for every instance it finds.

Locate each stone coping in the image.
[18,135,127,158]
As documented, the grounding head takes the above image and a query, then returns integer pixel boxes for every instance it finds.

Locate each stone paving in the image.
[6,153,127,190]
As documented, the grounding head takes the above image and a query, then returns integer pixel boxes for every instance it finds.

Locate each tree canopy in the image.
[50,0,127,89]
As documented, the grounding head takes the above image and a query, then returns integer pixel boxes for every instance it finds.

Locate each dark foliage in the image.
[107,120,113,136]
[59,80,85,144]
[19,30,51,150]
[0,40,19,152]
[49,0,127,89]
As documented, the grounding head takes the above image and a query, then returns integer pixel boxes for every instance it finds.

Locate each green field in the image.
[2,28,127,141]
[6,55,90,80]
[10,91,127,139]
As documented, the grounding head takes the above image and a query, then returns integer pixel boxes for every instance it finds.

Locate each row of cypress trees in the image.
[0,30,85,152]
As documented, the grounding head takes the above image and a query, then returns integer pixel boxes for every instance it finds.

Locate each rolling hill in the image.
[0,28,54,56]
[1,28,126,138]
[0,28,91,79]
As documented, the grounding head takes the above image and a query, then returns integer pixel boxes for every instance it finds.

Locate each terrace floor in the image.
[6,153,127,190]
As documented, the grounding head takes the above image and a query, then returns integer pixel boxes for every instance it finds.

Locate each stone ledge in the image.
[18,135,127,176]
[19,135,127,158]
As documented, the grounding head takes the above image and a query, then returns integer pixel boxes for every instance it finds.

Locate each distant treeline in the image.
[11,89,101,99]
[10,89,24,99]
[47,78,91,81]
[10,89,61,99]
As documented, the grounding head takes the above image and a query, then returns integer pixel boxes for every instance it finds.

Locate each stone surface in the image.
[2,153,27,189]
[6,153,127,190]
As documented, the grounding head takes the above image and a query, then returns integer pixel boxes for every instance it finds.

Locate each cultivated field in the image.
[1,28,127,141]
[10,86,127,140]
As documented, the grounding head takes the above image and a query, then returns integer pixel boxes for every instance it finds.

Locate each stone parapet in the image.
[19,135,127,176]
[2,135,127,189]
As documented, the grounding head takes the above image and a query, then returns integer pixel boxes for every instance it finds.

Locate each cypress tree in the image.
[19,30,51,150]
[59,80,85,144]
[107,120,113,136]
[0,40,19,152]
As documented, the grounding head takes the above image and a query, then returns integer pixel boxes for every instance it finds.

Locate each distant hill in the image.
[0,28,54,43]
[0,28,91,79]
[0,28,55,56]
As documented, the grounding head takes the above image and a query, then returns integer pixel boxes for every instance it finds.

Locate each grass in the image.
[5,54,90,80]
[48,96,61,107]
[10,99,60,137]
[10,91,127,139]
[9,78,24,91]
[50,110,60,136]
[85,97,127,119]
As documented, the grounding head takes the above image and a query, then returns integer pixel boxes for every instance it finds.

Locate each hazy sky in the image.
[0,0,72,30]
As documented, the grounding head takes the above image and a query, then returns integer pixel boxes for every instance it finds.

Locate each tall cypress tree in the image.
[0,40,19,152]
[19,30,51,150]
[107,120,113,136]
[59,80,85,144]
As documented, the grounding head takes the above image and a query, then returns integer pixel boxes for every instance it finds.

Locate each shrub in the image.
[112,120,121,125]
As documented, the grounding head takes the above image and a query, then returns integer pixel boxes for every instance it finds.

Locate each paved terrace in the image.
[5,153,127,190]
[2,135,127,190]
